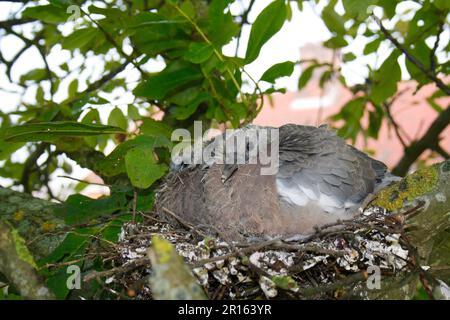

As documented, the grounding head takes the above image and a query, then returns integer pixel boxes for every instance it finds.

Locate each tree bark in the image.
[352,159,450,299]
[0,187,65,259]
[0,221,55,299]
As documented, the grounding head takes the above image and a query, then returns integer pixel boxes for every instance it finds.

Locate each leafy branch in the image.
[170,1,246,104]
[373,15,450,96]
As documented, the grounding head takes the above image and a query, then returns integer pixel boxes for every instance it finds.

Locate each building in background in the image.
[254,43,450,169]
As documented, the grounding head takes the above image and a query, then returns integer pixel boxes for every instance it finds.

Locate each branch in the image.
[0,18,35,29]
[82,60,129,95]
[19,142,48,193]
[433,144,450,159]
[0,221,55,299]
[0,187,64,260]
[235,0,256,56]
[81,9,146,76]
[430,22,444,73]
[392,104,450,176]
[373,16,450,96]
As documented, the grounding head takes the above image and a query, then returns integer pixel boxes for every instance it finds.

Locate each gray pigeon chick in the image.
[156,124,396,241]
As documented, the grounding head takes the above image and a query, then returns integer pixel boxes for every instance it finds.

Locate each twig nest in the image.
[103,205,414,299]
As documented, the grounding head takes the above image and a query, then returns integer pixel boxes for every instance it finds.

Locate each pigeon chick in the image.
[156,124,396,241]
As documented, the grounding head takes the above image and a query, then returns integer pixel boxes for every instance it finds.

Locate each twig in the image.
[430,22,444,73]
[19,143,48,193]
[84,257,150,282]
[170,2,246,104]
[373,15,450,96]
[433,144,450,159]
[81,8,145,76]
[57,175,110,187]
[162,207,207,238]
[235,0,256,56]
[0,18,34,29]
[393,103,450,176]
[296,272,367,297]
[374,88,412,149]
[132,190,137,224]
[190,239,344,268]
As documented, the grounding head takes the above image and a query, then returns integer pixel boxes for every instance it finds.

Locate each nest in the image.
[85,203,421,300]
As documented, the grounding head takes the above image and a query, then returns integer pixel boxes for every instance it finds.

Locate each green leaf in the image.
[378,0,397,19]
[228,102,247,128]
[2,121,125,142]
[10,224,37,269]
[0,116,25,159]
[102,215,132,242]
[324,35,348,48]
[125,145,168,189]
[434,0,450,10]
[0,140,24,160]
[342,52,356,62]
[319,70,333,88]
[88,5,125,19]
[371,51,401,104]
[67,79,78,97]
[405,41,432,85]
[81,108,100,124]
[427,90,445,113]
[263,87,286,94]
[95,135,170,177]
[405,7,440,45]
[136,192,155,212]
[207,0,239,46]
[298,65,315,90]
[286,2,293,21]
[140,119,173,139]
[48,0,72,8]
[108,108,128,131]
[342,0,378,19]
[39,230,93,265]
[62,28,98,51]
[333,97,366,141]
[20,69,48,84]
[63,193,128,225]
[45,267,73,300]
[368,105,383,139]
[168,87,201,106]
[322,4,346,35]
[22,4,68,24]
[38,228,89,300]
[184,42,214,64]
[244,0,287,64]
[129,12,190,55]
[134,63,203,99]
[87,96,110,105]
[38,227,94,299]
[128,105,141,120]
[363,37,382,55]
[272,275,299,290]
[172,92,211,120]
[260,61,295,83]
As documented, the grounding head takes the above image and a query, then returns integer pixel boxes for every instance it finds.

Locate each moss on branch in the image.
[0,221,55,299]
[0,187,65,259]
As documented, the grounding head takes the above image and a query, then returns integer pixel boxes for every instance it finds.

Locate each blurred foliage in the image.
[0,0,448,299]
